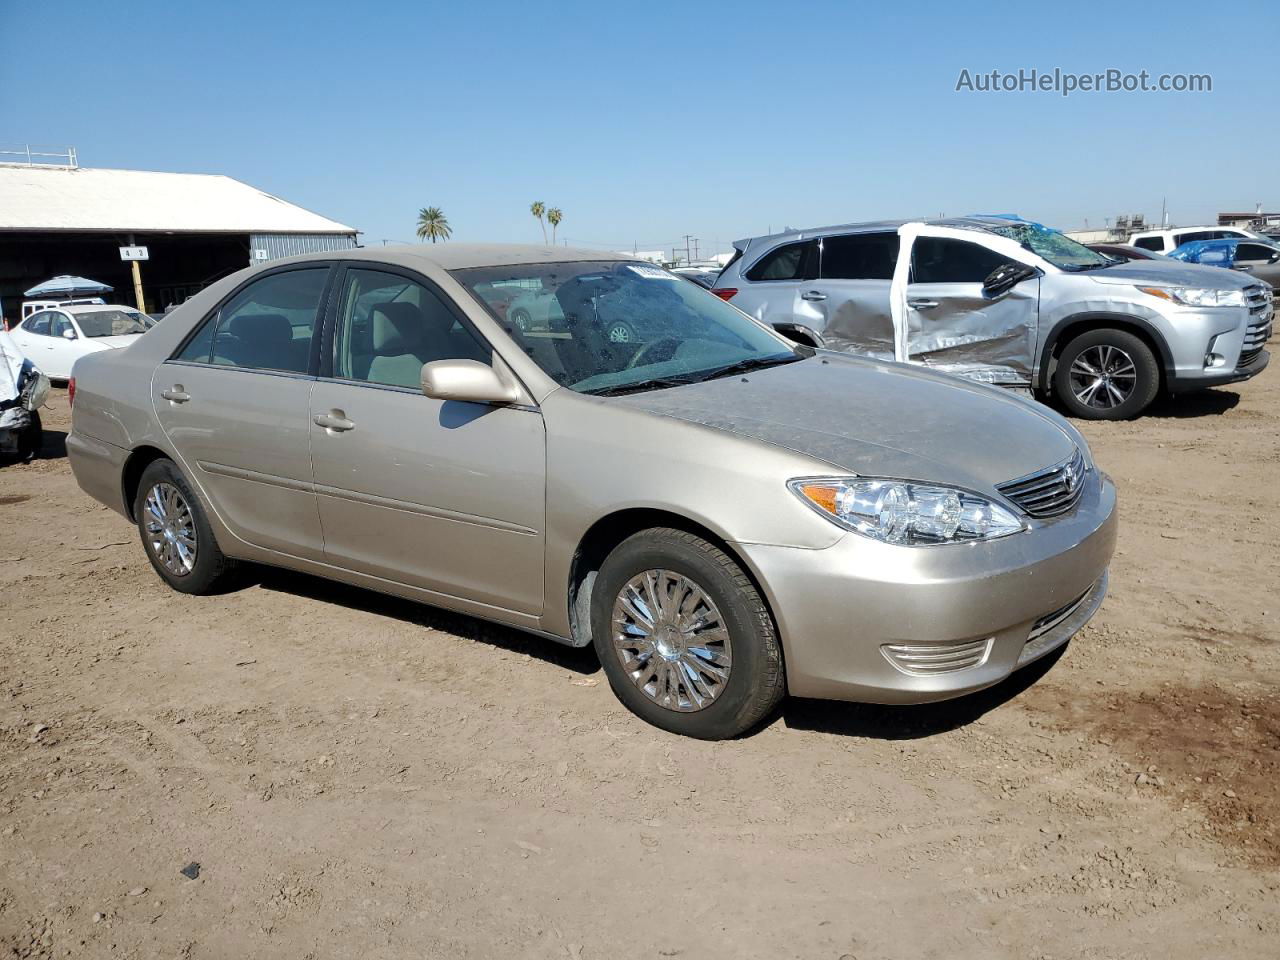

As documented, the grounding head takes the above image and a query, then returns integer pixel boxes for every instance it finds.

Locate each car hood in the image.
[1084,258,1258,290]
[613,354,1080,491]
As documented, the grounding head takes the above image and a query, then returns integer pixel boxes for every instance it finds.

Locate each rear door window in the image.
[1132,236,1163,251]
[745,240,818,281]
[175,268,329,373]
[820,233,899,280]
[24,312,53,336]
[910,237,1014,284]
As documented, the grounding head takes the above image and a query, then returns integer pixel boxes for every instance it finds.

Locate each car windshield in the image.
[453,260,801,395]
[989,222,1115,271]
[75,310,148,337]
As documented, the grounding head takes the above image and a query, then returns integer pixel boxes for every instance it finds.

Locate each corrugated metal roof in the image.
[0,164,357,235]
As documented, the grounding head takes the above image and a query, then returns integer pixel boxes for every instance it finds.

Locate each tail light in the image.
[68,377,76,407]
[712,288,738,301]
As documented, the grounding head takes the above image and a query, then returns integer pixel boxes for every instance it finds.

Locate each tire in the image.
[16,411,42,461]
[591,528,785,739]
[605,321,636,344]
[133,458,237,594]
[1053,328,1160,420]
[509,308,532,332]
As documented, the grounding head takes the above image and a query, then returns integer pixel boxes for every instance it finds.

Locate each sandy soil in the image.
[2,363,1278,959]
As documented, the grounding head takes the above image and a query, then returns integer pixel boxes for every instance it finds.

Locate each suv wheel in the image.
[1054,328,1160,420]
[134,458,237,594]
[591,528,785,739]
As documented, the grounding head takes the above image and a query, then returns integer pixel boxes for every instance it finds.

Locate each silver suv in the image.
[714,217,1272,419]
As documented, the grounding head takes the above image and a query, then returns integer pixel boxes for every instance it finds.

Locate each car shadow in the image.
[38,428,68,459]
[251,566,601,676]
[1141,389,1240,418]
[778,646,1066,740]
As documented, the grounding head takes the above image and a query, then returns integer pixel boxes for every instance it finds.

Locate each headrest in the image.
[371,302,424,353]
[226,313,292,349]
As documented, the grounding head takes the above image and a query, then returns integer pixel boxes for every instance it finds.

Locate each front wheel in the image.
[1053,328,1160,420]
[134,458,237,594]
[16,411,42,461]
[591,528,785,739]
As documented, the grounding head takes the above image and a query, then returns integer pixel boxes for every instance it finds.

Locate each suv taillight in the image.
[712,288,738,301]
[68,377,75,407]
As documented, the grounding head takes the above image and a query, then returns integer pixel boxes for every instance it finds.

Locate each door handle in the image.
[907,298,940,309]
[800,290,827,301]
[161,386,191,403]
[314,409,355,433]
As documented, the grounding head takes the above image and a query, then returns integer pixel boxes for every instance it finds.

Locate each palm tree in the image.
[415,207,451,243]
[547,207,562,245]
[530,201,547,244]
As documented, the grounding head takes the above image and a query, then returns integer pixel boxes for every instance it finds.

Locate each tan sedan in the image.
[67,245,1115,739]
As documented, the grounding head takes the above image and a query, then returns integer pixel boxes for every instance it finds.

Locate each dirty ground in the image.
[2,368,1277,959]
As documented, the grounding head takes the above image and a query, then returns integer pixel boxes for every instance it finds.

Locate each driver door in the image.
[893,226,1040,385]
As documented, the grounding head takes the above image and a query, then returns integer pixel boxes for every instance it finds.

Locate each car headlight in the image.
[1138,286,1245,308]
[22,371,50,412]
[789,478,1026,545]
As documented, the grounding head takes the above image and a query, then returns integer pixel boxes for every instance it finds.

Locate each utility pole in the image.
[682,235,694,265]
[128,233,147,313]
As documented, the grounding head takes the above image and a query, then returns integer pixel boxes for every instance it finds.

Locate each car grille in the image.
[996,449,1087,518]
[880,638,993,676]
[1240,285,1272,367]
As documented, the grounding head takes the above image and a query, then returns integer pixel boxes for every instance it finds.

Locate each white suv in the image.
[1127,226,1271,254]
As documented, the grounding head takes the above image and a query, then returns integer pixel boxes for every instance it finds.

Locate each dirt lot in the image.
[2,367,1278,960]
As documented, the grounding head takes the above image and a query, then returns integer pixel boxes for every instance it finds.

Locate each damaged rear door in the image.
[890,223,1040,386]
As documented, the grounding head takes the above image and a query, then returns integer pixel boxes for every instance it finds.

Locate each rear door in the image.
[892,225,1040,385]
[308,264,547,615]
[153,265,333,559]
[800,231,898,359]
[735,239,819,332]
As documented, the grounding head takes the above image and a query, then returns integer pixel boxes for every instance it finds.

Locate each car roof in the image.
[64,303,141,314]
[733,216,1022,248]
[285,243,626,271]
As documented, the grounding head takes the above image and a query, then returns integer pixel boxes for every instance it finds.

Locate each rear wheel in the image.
[591,528,785,739]
[134,458,237,594]
[1053,328,1160,420]
[509,308,532,332]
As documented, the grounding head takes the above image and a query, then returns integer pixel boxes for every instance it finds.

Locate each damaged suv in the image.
[715,218,1272,419]
[0,328,50,461]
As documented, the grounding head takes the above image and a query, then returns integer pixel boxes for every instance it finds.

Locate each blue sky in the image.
[3,0,1276,257]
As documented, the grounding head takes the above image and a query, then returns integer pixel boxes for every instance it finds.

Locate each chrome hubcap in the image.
[607,324,633,343]
[1069,344,1137,409]
[611,570,732,713]
[143,482,197,576]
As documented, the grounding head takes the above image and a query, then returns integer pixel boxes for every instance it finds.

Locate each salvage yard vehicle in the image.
[0,327,50,461]
[67,244,1116,739]
[1127,225,1273,254]
[8,303,150,380]
[1168,237,1280,289]
[715,218,1272,419]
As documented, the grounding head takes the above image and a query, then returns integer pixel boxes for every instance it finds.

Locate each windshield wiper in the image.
[581,375,702,397]
[694,353,803,383]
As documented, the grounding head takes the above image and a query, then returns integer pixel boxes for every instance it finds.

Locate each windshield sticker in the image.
[625,264,678,280]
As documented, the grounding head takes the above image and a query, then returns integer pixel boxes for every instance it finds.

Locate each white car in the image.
[8,303,149,380]
[1127,225,1274,255]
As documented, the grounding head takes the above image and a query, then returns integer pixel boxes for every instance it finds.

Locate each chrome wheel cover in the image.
[143,482,197,576]
[1069,344,1138,409]
[611,569,732,713]
[606,323,633,343]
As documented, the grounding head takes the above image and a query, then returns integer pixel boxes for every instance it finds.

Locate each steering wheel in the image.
[625,336,683,370]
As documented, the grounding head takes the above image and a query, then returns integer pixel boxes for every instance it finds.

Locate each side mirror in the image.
[421,359,521,405]
[61,328,77,340]
[982,262,1038,297]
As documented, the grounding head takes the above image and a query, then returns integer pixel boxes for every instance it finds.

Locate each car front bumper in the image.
[733,471,1117,703]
